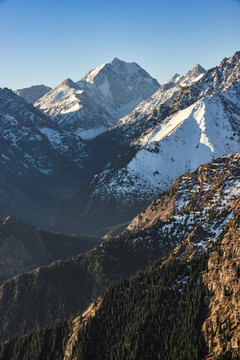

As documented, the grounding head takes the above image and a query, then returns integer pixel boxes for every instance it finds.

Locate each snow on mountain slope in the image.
[0,88,87,168]
[35,78,113,140]
[15,85,52,104]
[112,51,240,137]
[111,63,206,138]
[35,58,160,140]
[112,83,180,133]
[92,86,240,205]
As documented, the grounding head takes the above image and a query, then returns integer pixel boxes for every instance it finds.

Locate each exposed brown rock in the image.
[64,298,102,360]
[202,198,240,358]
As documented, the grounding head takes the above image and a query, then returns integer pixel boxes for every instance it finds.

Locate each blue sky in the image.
[0,0,240,89]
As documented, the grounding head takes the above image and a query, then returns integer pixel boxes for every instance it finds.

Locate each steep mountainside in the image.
[53,51,240,234]
[0,216,100,285]
[0,160,239,359]
[0,256,208,360]
[0,88,88,226]
[15,85,52,104]
[202,198,240,358]
[0,153,239,341]
[35,58,160,139]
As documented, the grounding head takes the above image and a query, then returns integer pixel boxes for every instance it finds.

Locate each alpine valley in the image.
[0,51,239,359]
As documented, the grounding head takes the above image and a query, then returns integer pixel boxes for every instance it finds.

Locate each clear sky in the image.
[0,0,240,90]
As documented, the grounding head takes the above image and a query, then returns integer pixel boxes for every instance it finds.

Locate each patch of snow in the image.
[121,92,239,197]
[98,79,111,98]
[82,64,106,83]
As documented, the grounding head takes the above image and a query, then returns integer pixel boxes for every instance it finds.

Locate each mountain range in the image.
[0,59,160,227]
[52,51,240,235]
[0,50,239,359]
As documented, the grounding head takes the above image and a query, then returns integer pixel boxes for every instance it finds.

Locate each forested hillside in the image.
[1,199,239,359]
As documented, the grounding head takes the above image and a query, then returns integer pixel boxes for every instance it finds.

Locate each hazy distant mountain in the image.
[35,58,160,139]
[53,51,240,234]
[0,216,100,285]
[15,84,52,104]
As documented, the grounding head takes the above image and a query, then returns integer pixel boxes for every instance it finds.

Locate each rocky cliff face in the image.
[202,198,240,358]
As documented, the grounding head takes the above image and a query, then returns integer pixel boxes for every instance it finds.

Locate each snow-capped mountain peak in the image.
[102,86,240,203]
[217,50,240,88]
[60,78,78,87]
[111,57,122,64]
[179,63,206,86]
[35,59,160,139]
[80,58,158,87]
[163,64,206,88]
[190,63,206,73]
[34,78,84,121]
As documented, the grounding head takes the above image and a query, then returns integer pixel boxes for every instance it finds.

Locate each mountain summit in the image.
[179,63,206,86]
[164,64,206,87]
[35,59,160,140]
